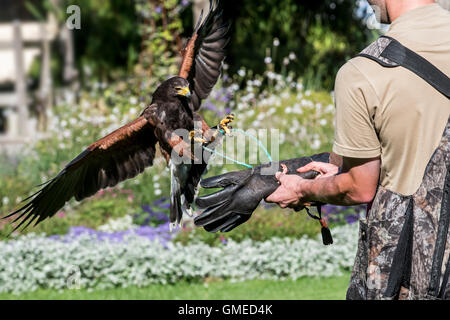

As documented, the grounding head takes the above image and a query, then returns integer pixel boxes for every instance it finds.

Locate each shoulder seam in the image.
[347,58,382,110]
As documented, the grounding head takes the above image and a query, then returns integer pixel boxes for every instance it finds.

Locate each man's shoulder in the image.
[335,56,384,90]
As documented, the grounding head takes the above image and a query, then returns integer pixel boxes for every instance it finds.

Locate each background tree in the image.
[59,0,374,90]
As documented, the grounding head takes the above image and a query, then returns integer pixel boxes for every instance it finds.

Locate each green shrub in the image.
[174,205,321,246]
[0,187,139,239]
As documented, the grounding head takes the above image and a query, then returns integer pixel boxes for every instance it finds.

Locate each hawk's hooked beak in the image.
[176,86,191,98]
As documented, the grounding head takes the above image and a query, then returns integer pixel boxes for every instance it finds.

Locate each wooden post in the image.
[61,26,79,90]
[38,22,52,131]
[12,20,28,137]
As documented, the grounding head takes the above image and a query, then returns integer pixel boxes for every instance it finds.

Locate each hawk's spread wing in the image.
[179,0,230,110]
[4,111,158,231]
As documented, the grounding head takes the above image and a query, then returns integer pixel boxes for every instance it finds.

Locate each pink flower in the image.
[57,211,66,218]
[219,235,227,244]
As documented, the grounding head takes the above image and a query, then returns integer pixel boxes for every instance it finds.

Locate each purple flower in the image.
[321,204,365,225]
[52,223,178,247]
[203,101,217,111]
[181,0,190,7]
[219,235,227,245]
[155,6,162,14]
[140,201,170,223]
[345,214,360,224]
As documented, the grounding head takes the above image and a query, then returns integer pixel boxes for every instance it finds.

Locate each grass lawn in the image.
[0,272,350,300]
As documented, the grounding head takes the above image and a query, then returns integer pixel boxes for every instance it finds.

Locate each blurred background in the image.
[0,0,448,299]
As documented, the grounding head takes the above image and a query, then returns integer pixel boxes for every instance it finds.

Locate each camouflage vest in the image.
[346,36,450,300]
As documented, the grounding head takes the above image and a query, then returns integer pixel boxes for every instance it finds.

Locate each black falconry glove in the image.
[194,152,334,244]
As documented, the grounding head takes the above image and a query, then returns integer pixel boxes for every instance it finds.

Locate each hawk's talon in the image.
[189,130,207,144]
[219,114,234,136]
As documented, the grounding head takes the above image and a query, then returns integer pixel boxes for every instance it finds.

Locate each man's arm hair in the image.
[302,156,380,205]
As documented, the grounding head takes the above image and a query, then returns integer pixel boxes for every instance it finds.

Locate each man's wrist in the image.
[296,178,313,203]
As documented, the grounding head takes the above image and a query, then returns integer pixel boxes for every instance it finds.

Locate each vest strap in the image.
[357,36,450,99]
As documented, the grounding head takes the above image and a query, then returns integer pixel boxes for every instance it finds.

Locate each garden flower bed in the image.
[0,223,357,294]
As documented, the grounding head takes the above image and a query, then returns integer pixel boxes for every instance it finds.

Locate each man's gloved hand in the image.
[193,153,331,233]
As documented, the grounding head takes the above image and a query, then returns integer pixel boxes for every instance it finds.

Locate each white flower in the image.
[2,197,9,206]
[237,69,246,77]
[129,97,138,105]
[98,215,137,232]
[311,138,321,150]
[0,224,358,294]
[273,38,280,47]
[267,71,276,80]
[264,57,272,64]
[289,52,297,60]
[63,130,71,139]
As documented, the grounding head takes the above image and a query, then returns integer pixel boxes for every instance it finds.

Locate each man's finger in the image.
[296,161,318,173]
[265,188,282,203]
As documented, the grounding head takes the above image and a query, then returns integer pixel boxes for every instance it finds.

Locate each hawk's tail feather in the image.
[169,162,183,230]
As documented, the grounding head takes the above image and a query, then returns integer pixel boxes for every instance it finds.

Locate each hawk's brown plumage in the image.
[4,0,230,231]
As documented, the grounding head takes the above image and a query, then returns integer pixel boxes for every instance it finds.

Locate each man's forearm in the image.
[266,157,379,208]
[300,173,371,206]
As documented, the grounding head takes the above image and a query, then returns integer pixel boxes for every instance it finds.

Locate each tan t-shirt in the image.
[333,3,450,196]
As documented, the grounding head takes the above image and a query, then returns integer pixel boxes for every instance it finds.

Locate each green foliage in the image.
[175,206,321,246]
[0,187,138,239]
[223,0,373,90]
[37,0,376,89]
[60,0,141,80]
[134,0,186,84]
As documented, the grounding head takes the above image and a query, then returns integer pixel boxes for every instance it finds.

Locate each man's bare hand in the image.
[297,161,339,178]
[265,164,308,208]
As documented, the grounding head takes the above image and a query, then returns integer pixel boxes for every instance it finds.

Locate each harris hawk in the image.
[3,0,232,232]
